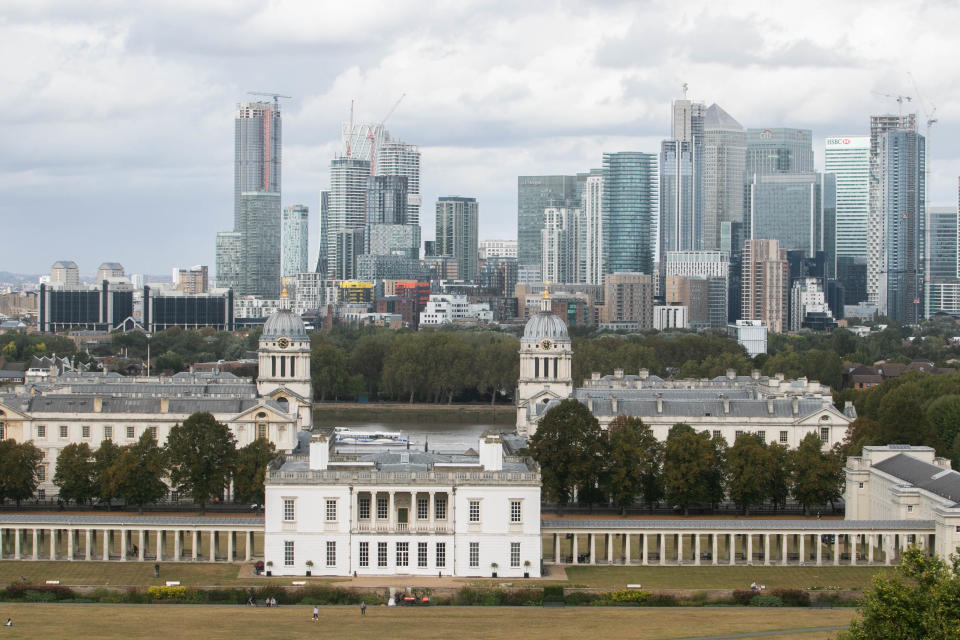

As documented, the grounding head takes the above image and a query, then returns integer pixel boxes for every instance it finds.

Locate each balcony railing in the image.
[268,466,538,486]
[353,520,451,535]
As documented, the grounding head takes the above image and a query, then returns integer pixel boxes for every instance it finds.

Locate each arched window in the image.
[276,397,289,412]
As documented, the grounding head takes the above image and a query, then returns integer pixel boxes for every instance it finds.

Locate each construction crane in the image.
[871,91,912,118]
[907,72,938,207]
[364,93,406,176]
[247,91,292,107]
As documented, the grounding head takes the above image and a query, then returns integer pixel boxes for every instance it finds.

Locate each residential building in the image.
[925,205,958,317]
[49,261,79,287]
[517,175,578,274]
[477,257,518,299]
[541,207,578,285]
[654,304,689,330]
[601,273,653,329]
[376,140,421,226]
[356,255,427,282]
[317,191,329,275]
[790,277,835,332]
[825,135,870,262]
[576,170,604,285]
[741,239,788,332]
[263,430,540,577]
[366,223,420,260]
[327,157,371,279]
[173,266,209,295]
[215,232,242,291]
[237,191,282,298]
[478,240,518,260]
[702,104,745,251]
[282,205,309,278]
[602,153,658,276]
[293,273,339,315]
[837,256,868,306]
[728,320,767,356]
[95,263,124,282]
[419,294,492,326]
[664,275,726,328]
[338,281,374,304]
[435,197,479,282]
[234,101,281,222]
[334,228,365,281]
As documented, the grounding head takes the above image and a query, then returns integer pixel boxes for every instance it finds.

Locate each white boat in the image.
[334,427,409,446]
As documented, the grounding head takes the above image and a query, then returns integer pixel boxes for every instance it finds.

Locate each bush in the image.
[608,590,649,604]
[770,589,810,607]
[749,595,784,607]
[499,589,543,606]
[644,593,679,607]
[564,591,600,606]
[2,583,77,601]
[147,586,188,600]
[732,589,755,606]
[542,585,564,600]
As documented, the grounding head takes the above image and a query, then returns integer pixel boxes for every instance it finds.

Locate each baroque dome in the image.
[522,311,570,342]
[261,308,308,341]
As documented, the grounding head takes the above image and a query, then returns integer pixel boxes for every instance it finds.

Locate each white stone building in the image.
[419,294,492,326]
[264,430,541,577]
[0,309,312,499]
[515,297,573,436]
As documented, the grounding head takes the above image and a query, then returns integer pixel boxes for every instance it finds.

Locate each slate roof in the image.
[543,519,935,531]
[0,394,290,417]
[873,453,960,506]
[555,393,839,420]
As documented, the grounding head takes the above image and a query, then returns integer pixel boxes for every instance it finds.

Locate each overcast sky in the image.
[2,0,958,277]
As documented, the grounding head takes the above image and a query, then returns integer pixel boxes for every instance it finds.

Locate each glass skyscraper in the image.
[659,99,704,257]
[436,196,479,282]
[517,175,579,276]
[745,128,814,177]
[281,204,309,278]
[825,136,870,261]
[702,104,745,251]
[237,192,282,298]
[602,152,658,276]
[327,157,370,279]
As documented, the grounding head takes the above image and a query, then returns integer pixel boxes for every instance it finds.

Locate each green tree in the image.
[663,424,721,515]
[0,440,42,506]
[52,442,96,504]
[529,399,604,512]
[926,394,960,462]
[311,342,350,401]
[726,433,772,516]
[789,433,844,515]
[381,334,432,403]
[233,438,277,504]
[154,350,186,373]
[839,546,960,640]
[114,432,168,514]
[841,417,884,457]
[767,442,791,511]
[604,416,662,514]
[166,412,237,513]
[92,439,123,508]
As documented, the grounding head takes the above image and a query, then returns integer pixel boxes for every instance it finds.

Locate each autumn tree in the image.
[233,438,277,504]
[53,442,96,504]
[166,412,237,513]
[529,399,604,512]
[604,416,662,513]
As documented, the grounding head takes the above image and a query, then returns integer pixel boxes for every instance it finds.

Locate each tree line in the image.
[13,412,276,512]
[529,400,844,516]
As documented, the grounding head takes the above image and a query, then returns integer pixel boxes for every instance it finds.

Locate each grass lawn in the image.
[0,562,338,587]
[561,565,884,590]
[0,603,857,639]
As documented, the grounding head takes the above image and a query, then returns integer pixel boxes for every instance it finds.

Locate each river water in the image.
[321,420,508,454]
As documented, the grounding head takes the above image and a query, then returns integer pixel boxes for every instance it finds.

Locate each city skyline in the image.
[1,0,958,275]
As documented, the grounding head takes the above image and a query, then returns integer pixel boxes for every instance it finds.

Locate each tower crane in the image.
[247,91,292,107]
[871,91,912,118]
[907,72,938,202]
[364,93,406,176]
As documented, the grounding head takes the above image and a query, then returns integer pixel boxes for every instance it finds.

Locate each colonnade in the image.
[545,526,935,567]
[0,518,263,563]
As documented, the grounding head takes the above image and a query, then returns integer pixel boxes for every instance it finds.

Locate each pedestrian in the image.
[4,618,11,627]
[312,606,319,621]
[360,601,366,616]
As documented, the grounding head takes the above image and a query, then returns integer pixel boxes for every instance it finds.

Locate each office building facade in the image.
[215,232,242,292]
[825,136,870,262]
[435,197,479,282]
[282,204,309,278]
[702,104,745,251]
[237,192,282,298]
[376,140,422,226]
[517,176,579,274]
[741,239,788,333]
[602,153,658,276]
[327,157,371,279]
[660,99,705,256]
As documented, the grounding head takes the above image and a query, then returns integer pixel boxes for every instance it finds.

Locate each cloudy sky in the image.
[2,0,957,277]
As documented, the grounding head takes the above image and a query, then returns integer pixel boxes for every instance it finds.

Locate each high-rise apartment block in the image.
[602,273,654,329]
[603,153,658,276]
[741,239,788,333]
[702,104,745,251]
[376,140,421,226]
[478,240,518,260]
[173,265,209,294]
[215,232,242,291]
[541,207,578,285]
[825,136,870,262]
[435,197,479,282]
[282,204,309,278]
[576,169,604,285]
[50,261,79,287]
[237,192,282,297]
[327,157,370,279]
[517,175,579,277]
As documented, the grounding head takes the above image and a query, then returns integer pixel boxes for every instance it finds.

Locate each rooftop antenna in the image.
[681,82,688,99]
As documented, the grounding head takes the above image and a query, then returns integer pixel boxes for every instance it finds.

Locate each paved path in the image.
[672,626,849,640]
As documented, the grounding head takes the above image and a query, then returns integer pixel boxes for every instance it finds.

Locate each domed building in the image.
[515,293,573,436]
[257,306,313,430]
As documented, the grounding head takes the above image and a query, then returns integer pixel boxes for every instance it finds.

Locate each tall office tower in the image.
[282,204,309,278]
[925,205,958,317]
[517,175,579,276]
[745,128,814,177]
[49,261,79,287]
[702,104,745,251]
[747,172,835,265]
[366,175,408,225]
[316,191,329,274]
[237,192,282,297]
[602,152,658,276]
[660,99,705,257]
[435,197,479,282]
[867,114,918,308]
[836,257,868,307]
[825,136,870,263]
[720,220,745,321]
[874,126,925,323]
[741,239,788,333]
[234,101,281,222]
[602,273,654,329]
[541,207,579,284]
[215,232,242,290]
[576,170,604,284]
[790,277,835,331]
[376,140,421,226]
[326,157,370,279]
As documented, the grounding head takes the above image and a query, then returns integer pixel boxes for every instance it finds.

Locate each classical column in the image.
[193,530,200,561]
[554,534,560,564]
[85,530,92,561]
[245,531,253,562]
[606,534,613,565]
[799,533,805,566]
[851,535,857,566]
[174,530,181,561]
[14,529,20,560]
[67,528,74,561]
[33,529,39,561]
[677,533,684,565]
[388,491,395,532]
[120,529,127,561]
[209,531,217,562]
[624,534,631,565]
[694,534,701,566]
[572,534,579,564]
[227,532,235,562]
[763,534,770,566]
[867,535,874,564]
[729,534,735,566]
[103,530,110,561]
[658,533,665,566]
[833,534,839,566]
[156,531,163,562]
[746,534,753,565]
[588,534,595,564]
[712,533,718,566]
[816,534,822,566]
[641,534,648,566]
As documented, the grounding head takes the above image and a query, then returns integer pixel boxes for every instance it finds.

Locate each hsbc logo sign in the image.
[826,138,852,145]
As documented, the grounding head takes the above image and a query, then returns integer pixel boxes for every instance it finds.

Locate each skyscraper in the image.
[602,152,658,276]
[316,191,329,274]
[517,175,579,277]
[237,192,282,297]
[876,126,925,323]
[541,206,578,284]
[326,157,370,279]
[741,239,788,333]
[376,140,421,226]
[867,114,918,308]
[576,170,604,285]
[745,128,814,176]
[747,172,835,262]
[702,104,745,251]
[436,197,479,282]
[282,204,309,278]
[234,101,281,222]
[825,136,870,261]
[660,99,705,256]
[215,231,242,291]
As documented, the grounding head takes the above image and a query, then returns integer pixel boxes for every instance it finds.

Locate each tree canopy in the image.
[166,412,237,513]
[53,442,96,504]
[233,438,277,505]
[529,399,604,510]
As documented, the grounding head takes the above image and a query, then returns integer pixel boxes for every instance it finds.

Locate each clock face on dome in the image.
[277,337,290,349]
[540,339,552,350]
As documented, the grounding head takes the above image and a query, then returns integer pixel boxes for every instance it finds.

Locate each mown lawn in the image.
[562,564,883,590]
[0,603,856,640]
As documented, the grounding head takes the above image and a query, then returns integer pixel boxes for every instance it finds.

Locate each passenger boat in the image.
[333,427,409,446]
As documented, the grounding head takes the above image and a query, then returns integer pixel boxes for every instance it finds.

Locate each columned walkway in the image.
[542,519,936,567]
[0,515,264,562]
